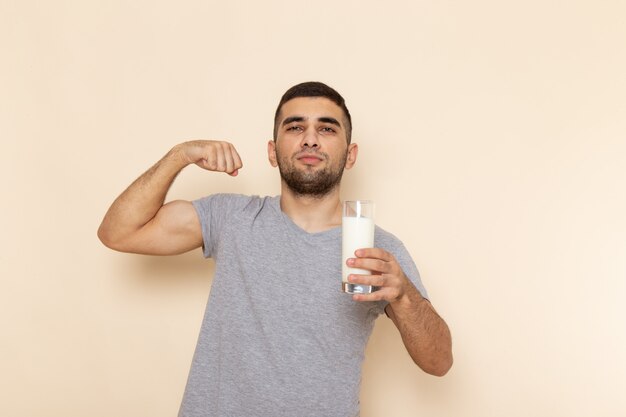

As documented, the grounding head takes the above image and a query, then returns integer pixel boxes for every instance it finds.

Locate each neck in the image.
[279,185,343,233]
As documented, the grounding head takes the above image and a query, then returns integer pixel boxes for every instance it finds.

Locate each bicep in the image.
[121,200,203,255]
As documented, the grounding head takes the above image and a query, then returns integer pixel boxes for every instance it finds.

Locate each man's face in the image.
[268,97,357,198]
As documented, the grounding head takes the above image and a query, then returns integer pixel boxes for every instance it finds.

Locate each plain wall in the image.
[2,1,625,416]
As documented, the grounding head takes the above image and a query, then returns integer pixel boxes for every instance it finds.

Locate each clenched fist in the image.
[177,140,243,176]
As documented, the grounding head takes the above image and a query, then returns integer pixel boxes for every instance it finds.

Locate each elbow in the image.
[414,351,453,377]
[429,355,453,377]
[97,226,113,249]
[97,224,121,251]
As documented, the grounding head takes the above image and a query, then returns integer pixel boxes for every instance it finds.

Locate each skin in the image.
[97,96,452,376]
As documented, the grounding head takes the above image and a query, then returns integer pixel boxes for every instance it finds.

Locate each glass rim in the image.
[343,200,374,204]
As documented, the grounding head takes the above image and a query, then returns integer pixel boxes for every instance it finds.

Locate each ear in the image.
[267,140,278,167]
[344,143,358,170]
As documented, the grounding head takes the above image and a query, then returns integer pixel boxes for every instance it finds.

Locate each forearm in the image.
[98,145,189,246]
[387,287,453,376]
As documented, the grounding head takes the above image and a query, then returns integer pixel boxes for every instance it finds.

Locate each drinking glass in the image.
[342,200,376,294]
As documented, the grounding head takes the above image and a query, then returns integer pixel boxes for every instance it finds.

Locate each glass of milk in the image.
[342,200,376,294]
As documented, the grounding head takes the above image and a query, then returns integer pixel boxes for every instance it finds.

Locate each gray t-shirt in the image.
[179,194,427,417]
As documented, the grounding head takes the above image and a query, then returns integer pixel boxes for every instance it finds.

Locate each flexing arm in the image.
[97,140,242,255]
[347,248,453,376]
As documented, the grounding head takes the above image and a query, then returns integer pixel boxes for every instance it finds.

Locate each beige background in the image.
[2,1,625,416]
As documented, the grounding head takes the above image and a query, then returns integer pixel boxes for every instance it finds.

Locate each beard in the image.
[276,149,348,198]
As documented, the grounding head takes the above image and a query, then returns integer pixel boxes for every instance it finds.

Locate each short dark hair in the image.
[273,81,352,144]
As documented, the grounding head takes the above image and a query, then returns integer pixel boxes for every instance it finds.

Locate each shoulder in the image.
[374,225,406,252]
[374,225,417,265]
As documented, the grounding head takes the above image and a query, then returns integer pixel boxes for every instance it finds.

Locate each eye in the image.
[286,125,303,132]
[320,126,336,133]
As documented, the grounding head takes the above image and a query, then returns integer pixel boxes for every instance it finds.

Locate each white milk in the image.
[342,216,375,283]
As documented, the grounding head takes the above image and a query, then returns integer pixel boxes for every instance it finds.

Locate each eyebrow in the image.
[281,116,342,128]
[282,116,305,126]
[318,117,341,128]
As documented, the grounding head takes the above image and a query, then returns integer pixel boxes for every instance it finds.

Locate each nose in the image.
[300,128,320,148]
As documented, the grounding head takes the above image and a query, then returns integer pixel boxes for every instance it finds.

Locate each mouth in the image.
[296,153,324,165]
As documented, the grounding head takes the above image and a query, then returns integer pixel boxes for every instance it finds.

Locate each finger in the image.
[348,273,386,287]
[352,288,392,303]
[353,283,403,302]
[347,257,389,274]
[355,247,394,262]
[215,146,227,172]
[221,142,236,174]
[230,143,243,171]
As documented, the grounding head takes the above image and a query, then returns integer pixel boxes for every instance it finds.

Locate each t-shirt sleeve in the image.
[191,193,251,258]
[392,240,429,301]
[373,234,428,314]
[372,229,429,316]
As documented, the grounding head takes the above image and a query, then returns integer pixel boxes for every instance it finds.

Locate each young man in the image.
[98,82,452,417]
